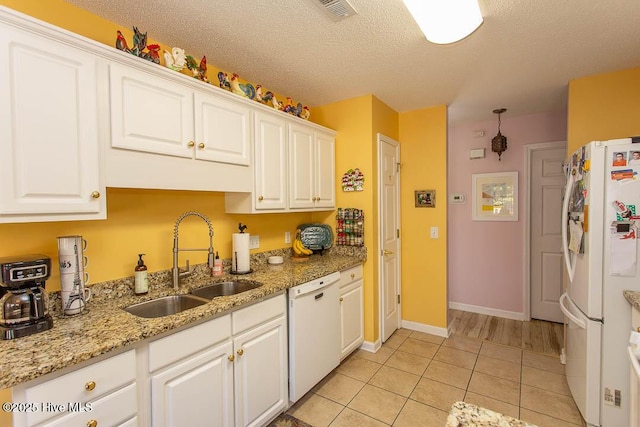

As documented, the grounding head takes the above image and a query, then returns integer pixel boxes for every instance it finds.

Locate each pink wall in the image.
[448,111,567,315]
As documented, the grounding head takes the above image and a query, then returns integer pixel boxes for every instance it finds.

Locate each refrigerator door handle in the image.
[559,292,586,329]
[561,176,576,282]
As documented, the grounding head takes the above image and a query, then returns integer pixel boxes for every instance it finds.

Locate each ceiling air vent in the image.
[312,0,358,21]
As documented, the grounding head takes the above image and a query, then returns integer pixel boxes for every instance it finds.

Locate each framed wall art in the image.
[471,172,518,221]
[415,190,436,207]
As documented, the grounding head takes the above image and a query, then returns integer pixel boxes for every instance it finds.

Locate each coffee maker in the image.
[0,254,53,339]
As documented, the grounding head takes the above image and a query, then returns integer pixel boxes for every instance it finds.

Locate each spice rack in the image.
[336,208,364,246]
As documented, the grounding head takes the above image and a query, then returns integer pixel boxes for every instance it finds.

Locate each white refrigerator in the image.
[560,138,640,427]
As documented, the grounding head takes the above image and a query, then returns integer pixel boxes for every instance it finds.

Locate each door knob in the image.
[382,249,394,255]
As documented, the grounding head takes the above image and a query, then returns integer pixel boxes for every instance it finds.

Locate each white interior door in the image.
[530,142,566,322]
[378,134,401,342]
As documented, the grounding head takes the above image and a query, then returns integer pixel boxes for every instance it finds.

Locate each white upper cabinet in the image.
[253,111,287,210]
[289,124,336,210]
[0,23,105,223]
[110,63,250,166]
[107,62,252,192]
[110,63,193,158]
[194,92,250,166]
[225,113,335,214]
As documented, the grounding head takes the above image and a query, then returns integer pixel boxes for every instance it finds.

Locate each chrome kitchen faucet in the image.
[172,211,215,290]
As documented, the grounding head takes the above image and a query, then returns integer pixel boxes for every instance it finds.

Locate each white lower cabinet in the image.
[12,350,137,427]
[150,341,234,427]
[149,294,287,427]
[233,316,288,427]
[340,264,364,359]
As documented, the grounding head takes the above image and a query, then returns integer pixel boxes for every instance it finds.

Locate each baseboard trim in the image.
[359,340,380,353]
[449,302,528,321]
[400,320,449,337]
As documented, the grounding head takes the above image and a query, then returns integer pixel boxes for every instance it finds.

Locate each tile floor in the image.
[286,328,586,427]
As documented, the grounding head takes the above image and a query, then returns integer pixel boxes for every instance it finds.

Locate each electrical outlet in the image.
[430,227,439,239]
[284,232,291,244]
[249,235,260,249]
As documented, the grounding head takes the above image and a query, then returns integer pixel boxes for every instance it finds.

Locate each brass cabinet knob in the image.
[198,142,205,149]
[90,191,100,199]
[237,348,244,356]
[84,381,96,391]
[187,141,195,148]
[228,354,235,362]
[382,249,394,256]
[339,297,343,302]
[258,196,264,202]
[87,420,97,427]
[351,273,355,279]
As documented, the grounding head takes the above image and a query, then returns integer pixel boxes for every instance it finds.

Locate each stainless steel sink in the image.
[190,280,262,300]
[124,294,209,318]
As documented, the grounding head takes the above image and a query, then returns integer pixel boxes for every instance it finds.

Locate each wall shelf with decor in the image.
[336,208,364,246]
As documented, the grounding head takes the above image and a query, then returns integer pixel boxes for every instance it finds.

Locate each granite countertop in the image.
[446,402,537,427]
[624,290,640,311]
[0,247,365,389]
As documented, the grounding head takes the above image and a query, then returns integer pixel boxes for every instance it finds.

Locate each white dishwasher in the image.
[288,271,341,403]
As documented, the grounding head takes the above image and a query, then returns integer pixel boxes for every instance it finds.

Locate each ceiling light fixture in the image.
[491,108,507,161]
[402,0,483,44]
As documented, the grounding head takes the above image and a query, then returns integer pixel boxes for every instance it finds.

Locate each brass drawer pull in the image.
[90,191,100,199]
[228,354,235,362]
[84,381,96,391]
[237,349,244,356]
[87,420,97,427]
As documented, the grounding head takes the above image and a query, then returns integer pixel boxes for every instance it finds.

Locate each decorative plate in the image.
[298,223,333,250]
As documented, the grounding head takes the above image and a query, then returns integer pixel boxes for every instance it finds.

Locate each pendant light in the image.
[402,0,483,44]
[492,108,507,161]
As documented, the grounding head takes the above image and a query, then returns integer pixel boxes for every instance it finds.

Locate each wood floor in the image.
[449,309,564,356]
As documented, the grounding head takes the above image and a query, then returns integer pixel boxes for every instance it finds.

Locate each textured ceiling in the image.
[65,0,640,125]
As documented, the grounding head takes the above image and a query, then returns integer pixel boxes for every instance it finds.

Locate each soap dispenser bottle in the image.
[135,253,149,295]
[212,251,223,276]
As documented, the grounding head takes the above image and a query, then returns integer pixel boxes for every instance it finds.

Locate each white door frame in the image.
[377,133,401,343]
[524,140,567,321]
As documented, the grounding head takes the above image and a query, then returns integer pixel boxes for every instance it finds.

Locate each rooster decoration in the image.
[255,85,274,104]
[218,72,230,90]
[115,27,159,64]
[163,47,187,71]
[230,73,255,100]
[186,55,208,82]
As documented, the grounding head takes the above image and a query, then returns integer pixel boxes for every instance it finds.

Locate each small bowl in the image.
[268,256,284,265]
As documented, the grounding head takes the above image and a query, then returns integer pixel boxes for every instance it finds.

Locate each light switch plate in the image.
[284,232,291,244]
[430,227,439,239]
[249,235,260,249]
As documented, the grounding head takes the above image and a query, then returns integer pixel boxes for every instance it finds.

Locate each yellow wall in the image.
[399,106,448,328]
[568,67,640,152]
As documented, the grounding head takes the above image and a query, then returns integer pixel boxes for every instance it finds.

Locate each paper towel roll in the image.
[232,233,251,273]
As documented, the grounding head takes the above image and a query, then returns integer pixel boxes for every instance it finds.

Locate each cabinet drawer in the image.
[232,294,286,335]
[149,314,231,372]
[25,350,135,425]
[41,383,137,427]
[340,265,363,288]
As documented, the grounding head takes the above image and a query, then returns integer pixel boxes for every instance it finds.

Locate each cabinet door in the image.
[314,132,336,209]
[110,63,194,158]
[151,341,234,427]
[288,124,315,209]
[233,316,288,427]
[194,92,251,166]
[0,26,104,219]
[254,112,287,210]
[340,280,364,359]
